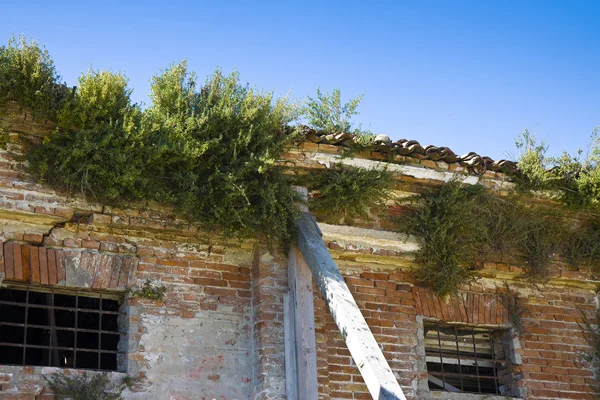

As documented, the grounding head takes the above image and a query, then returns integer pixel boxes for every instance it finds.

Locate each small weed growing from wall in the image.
[0,128,8,150]
[126,280,167,301]
[397,178,489,296]
[397,177,600,295]
[519,214,560,280]
[303,163,395,224]
[498,284,527,333]
[45,372,134,400]
[561,220,600,268]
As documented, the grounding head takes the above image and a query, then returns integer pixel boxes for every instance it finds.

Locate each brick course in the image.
[0,113,599,399]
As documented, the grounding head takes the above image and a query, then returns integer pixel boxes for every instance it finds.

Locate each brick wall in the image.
[314,269,422,400]
[1,110,600,399]
[311,256,599,400]
[0,212,258,399]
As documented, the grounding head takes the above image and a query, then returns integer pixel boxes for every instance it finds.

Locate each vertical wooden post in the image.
[285,187,319,400]
[283,291,298,400]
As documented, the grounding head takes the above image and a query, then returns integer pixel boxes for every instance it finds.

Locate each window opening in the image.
[424,322,510,395]
[0,286,124,371]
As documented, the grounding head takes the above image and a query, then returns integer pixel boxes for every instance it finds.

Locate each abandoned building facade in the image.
[0,111,598,400]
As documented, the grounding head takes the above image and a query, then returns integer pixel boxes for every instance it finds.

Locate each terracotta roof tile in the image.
[298,126,518,174]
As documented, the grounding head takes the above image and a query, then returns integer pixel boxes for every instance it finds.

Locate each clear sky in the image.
[2,0,598,161]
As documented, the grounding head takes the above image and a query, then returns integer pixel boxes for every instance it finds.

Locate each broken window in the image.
[0,286,125,371]
[424,322,514,395]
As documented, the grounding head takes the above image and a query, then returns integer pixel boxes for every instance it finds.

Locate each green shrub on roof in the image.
[515,127,600,210]
[2,36,300,249]
[0,35,71,120]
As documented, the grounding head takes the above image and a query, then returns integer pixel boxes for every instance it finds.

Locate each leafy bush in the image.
[28,124,148,201]
[140,65,301,245]
[519,214,560,279]
[397,178,588,294]
[305,163,395,224]
[515,127,600,210]
[514,130,555,192]
[24,57,301,249]
[45,372,133,400]
[303,88,371,138]
[397,178,489,296]
[0,35,70,120]
[562,220,600,267]
[57,69,139,130]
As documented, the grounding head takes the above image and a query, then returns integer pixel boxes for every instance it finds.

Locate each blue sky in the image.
[2,1,598,161]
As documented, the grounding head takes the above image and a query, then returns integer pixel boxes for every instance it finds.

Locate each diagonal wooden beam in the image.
[297,212,407,400]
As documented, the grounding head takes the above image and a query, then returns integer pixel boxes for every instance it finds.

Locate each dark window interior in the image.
[425,323,511,395]
[0,287,124,371]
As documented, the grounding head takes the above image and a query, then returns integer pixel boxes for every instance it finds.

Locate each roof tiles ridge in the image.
[297,125,517,174]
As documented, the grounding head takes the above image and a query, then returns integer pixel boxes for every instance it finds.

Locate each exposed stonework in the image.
[0,111,599,400]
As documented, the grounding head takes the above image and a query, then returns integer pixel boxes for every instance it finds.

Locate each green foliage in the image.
[57,69,139,131]
[25,58,301,249]
[519,214,559,280]
[515,127,600,210]
[28,124,148,200]
[127,279,167,300]
[303,88,370,136]
[0,128,8,149]
[45,372,133,400]
[0,35,69,120]
[562,220,600,267]
[514,130,555,191]
[305,163,395,224]
[397,178,579,295]
[397,178,488,296]
[498,284,527,333]
[141,65,301,245]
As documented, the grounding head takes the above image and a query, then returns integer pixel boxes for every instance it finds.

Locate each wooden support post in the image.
[283,291,298,400]
[297,212,407,400]
[285,186,319,400]
[287,245,319,399]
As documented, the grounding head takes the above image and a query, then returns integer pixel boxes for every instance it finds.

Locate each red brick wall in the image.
[1,113,600,399]
[312,266,598,400]
[0,241,133,288]
[314,269,422,400]
[0,213,257,399]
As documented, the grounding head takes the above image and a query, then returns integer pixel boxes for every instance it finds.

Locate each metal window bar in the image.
[0,300,121,315]
[454,325,463,392]
[0,343,122,354]
[425,323,505,395]
[471,328,481,393]
[436,323,445,390]
[489,329,499,394]
[98,293,102,370]
[0,287,125,371]
[21,287,29,365]
[48,289,53,367]
[74,291,78,368]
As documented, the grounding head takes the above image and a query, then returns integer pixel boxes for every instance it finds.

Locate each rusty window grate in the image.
[424,322,510,395]
[0,286,125,371]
